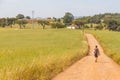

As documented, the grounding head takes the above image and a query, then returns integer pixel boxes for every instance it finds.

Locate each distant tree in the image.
[52,17,61,22]
[16,19,27,29]
[47,17,52,19]
[16,14,25,19]
[57,18,61,22]
[50,22,65,29]
[0,18,6,27]
[6,18,16,28]
[88,18,101,24]
[26,16,31,19]
[38,20,49,29]
[63,12,74,26]
[11,18,17,25]
[104,20,119,31]
[94,23,104,30]
[53,17,57,22]
[73,19,87,29]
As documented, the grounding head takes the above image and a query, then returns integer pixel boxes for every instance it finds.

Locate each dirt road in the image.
[52,34,120,80]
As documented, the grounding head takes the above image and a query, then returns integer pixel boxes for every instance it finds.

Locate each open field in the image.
[87,30,120,64]
[0,29,88,80]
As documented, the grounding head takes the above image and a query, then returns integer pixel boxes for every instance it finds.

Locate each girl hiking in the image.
[94,45,100,62]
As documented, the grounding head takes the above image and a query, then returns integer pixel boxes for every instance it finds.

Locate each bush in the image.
[94,24,103,30]
[51,22,65,29]
[16,19,27,28]
[0,18,6,27]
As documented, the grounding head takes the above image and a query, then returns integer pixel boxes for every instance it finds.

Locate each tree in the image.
[104,19,118,31]
[16,19,27,29]
[0,18,6,27]
[50,22,65,29]
[57,18,61,22]
[38,20,49,29]
[73,19,87,29]
[52,17,61,22]
[6,18,16,28]
[53,17,57,22]
[26,16,31,19]
[16,14,25,19]
[94,24,104,30]
[88,17,101,24]
[63,12,74,26]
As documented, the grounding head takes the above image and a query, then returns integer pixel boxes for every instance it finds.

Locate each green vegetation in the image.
[50,22,65,29]
[0,29,88,80]
[83,13,120,31]
[16,14,25,19]
[1,13,120,31]
[38,20,49,29]
[63,12,74,26]
[87,30,120,64]
[16,19,28,29]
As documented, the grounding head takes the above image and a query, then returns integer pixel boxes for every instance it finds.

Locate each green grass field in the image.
[0,29,88,80]
[87,30,120,64]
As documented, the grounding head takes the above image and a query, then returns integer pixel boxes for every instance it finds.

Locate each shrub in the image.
[51,22,65,29]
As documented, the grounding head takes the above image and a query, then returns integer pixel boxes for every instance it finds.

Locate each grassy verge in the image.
[0,29,88,80]
[87,30,120,64]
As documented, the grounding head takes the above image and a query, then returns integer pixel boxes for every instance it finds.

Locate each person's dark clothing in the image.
[94,48,99,58]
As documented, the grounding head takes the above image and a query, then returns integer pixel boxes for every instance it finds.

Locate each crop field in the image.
[0,29,88,80]
[87,30,120,64]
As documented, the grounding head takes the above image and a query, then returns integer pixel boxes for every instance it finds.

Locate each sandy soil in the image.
[52,34,120,80]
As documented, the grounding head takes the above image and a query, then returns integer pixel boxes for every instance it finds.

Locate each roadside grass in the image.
[0,29,88,80]
[87,30,120,64]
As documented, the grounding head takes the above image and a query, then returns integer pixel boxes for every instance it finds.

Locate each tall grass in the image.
[0,29,88,80]
[87,30,120,64]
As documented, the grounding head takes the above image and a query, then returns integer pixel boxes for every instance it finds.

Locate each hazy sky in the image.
[0,0,120,18]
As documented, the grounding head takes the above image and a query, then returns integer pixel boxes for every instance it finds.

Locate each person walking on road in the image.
[94,45,100,62]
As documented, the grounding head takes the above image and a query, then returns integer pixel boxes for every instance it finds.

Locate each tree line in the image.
[0,13,120,31]
[83,13,120,31]
[0,14,30,28]
[0,13,73,29]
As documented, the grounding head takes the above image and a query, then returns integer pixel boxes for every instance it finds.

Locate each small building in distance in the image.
[67,24,79,29]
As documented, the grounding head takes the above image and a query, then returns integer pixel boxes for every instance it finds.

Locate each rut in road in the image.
[52,34,120,80]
